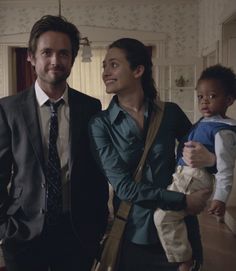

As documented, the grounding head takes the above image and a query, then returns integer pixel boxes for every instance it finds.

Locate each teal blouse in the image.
[89,96,192,244]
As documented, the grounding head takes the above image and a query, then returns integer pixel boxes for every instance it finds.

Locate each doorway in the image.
[14,47,36,92]
[221,12,236,234]
[222,12,236,118]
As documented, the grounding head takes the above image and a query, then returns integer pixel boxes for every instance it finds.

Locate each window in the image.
[67,47,111,109]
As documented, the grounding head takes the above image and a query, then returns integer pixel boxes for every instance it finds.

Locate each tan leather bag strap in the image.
[116,100,165,220]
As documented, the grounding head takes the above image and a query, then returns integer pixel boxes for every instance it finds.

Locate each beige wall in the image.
[0,0,199,99]
[0,0,199,57]
[198,0,236,57]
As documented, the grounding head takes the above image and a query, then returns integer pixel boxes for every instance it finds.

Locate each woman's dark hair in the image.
[197,64,236,99]
[28,15,81,64]
[109,38,157,100]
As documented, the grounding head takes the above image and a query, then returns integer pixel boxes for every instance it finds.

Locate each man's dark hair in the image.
[28,15,81,64]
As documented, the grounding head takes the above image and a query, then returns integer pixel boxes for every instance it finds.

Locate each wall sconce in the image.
[175,75,189,87]
[80,37,92,62]
[57,0,92,62]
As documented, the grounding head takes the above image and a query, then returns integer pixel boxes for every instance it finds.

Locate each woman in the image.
[89,38,214,271]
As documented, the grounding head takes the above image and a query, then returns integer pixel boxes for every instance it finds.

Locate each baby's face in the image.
[196,79,233,118]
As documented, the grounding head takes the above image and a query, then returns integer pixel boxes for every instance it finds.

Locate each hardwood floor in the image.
[0,207,235,271]
[199,210,236,271]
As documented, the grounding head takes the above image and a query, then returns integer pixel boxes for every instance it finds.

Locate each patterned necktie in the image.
[46,100,63,225]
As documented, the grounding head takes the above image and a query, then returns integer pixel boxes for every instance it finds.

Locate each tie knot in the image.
[46,99,64,114]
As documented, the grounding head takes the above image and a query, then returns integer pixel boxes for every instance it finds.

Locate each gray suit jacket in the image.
[0,86,108,247]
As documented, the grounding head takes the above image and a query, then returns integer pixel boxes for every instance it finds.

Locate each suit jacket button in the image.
[41,183,46,189]
[40,209,45,214]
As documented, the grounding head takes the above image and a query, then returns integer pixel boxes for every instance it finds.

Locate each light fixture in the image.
[80,37,92,62]
[57,0,92,62]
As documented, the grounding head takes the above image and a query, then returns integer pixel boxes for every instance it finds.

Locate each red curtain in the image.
[15,48,36,92]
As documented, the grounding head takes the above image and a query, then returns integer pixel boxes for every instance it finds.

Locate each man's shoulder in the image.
[68,87,100,104]
[0,88,33,107]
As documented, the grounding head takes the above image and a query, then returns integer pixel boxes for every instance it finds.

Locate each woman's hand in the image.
[182,141,216,168]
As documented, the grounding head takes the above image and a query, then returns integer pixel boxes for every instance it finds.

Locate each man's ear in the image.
[27,51,35,66]
[133,65,145,79]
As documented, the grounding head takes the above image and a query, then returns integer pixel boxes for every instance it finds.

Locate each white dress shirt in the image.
[35,80,70,211]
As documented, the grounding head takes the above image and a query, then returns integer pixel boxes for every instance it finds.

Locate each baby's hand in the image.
[183,141,216,168]
[208,200,226,217]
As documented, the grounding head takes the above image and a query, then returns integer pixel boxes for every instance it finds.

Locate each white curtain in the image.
[67,47,112,109]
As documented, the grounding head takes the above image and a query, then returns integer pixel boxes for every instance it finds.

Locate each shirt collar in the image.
[108,95,149,124]
[202,115,236,126]
[34,80,68,107]
[108,96,123,124]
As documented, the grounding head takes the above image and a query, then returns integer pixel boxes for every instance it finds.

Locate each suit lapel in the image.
[21,88,45,171]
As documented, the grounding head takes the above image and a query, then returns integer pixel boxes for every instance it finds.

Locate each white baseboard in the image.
[225,206,236,235]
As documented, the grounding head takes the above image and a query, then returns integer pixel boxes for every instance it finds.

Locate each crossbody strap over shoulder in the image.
[92,100,166,271]
[116,100,165,221]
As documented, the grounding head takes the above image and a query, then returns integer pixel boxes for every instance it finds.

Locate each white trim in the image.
[220,11,236,25]
[200,41,219,58]
[0,26,166,45]
[0,45,12,98]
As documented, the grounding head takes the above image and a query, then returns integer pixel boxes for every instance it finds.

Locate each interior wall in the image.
[198,0,236,57]
[0,0,198,54]
[0,0,199,98]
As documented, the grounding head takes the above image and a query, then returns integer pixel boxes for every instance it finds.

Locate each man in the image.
[0,15,108,271]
